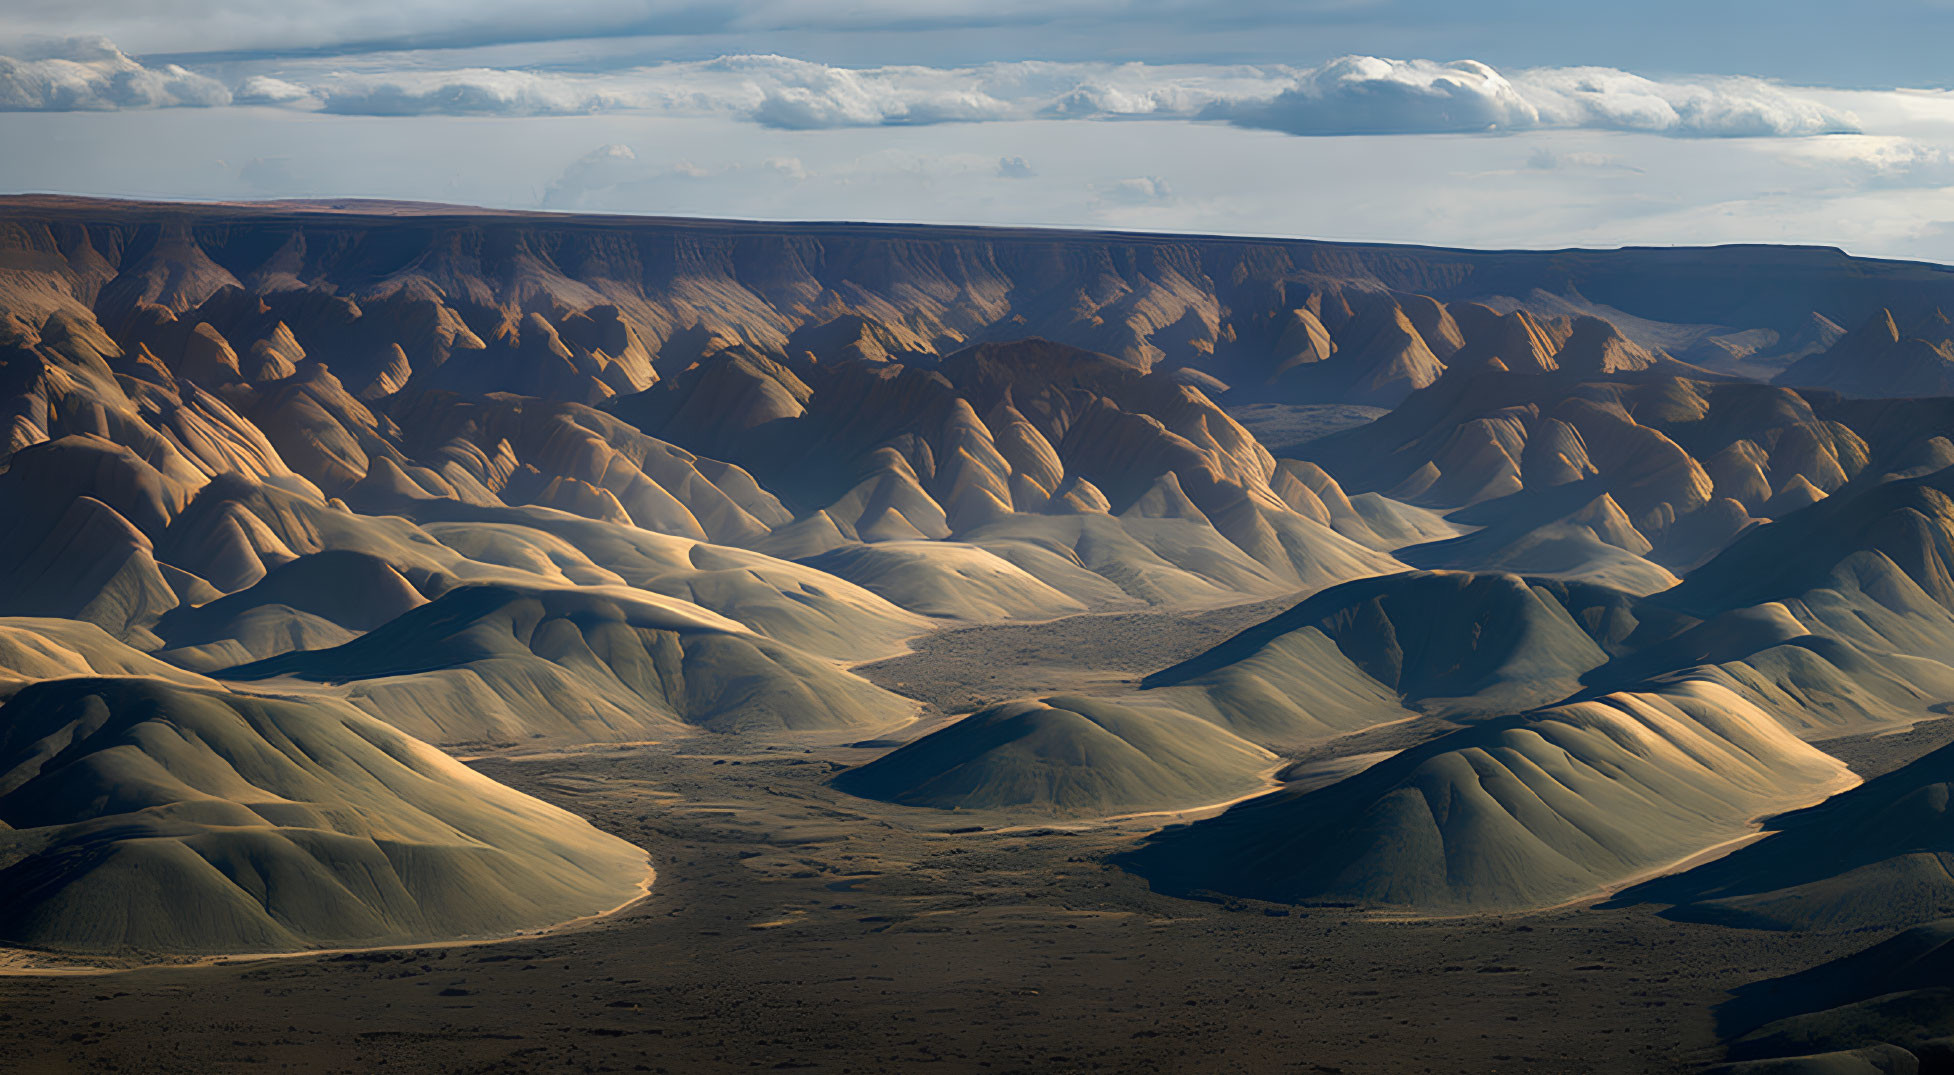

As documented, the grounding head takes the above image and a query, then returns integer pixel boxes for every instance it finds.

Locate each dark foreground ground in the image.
[1,602,1933,1075]
[0,746,1877,1075]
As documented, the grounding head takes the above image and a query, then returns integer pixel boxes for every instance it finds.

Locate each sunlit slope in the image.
[1622,736,1954,931]
[0,678,648,954]
[225,583,915,742]
[0,618,219,690]
[1122,679,1855,913]
[832,695,1273,816]
[749,541,1093,622]
[1661,465,1954,617]
[341,486,932,660]
[838,567,1709,819]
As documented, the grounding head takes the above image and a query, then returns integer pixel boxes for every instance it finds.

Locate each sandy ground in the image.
[850,595,1300,718]
[1814,714,1954,778]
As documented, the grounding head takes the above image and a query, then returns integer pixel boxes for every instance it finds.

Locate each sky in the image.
[5,2,1954,261]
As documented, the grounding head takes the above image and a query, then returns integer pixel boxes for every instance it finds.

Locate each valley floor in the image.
[849,595,1301,717]
[1,600,1931,1075]
[0,733,1871,1075]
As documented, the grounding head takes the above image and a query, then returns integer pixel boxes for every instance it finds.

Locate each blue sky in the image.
[5,2,1954,260]
[10,0,1948,88]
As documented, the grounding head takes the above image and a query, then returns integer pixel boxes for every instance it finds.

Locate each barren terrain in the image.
[0,601,1922,1075]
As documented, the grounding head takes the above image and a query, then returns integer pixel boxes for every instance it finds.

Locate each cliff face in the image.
[8,197,1954,397]
[11,196,1954,644]
[7,198,1487,663]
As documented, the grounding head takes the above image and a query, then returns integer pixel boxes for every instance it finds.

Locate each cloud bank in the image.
[0,39,1864,140]
[283,54,1868,138]
[292,56,1276,125]
[1210,57,1859,137]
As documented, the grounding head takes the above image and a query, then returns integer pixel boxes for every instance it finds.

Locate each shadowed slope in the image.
[1778,308,1954,399]
[1708,921,1954,1070]
[150,549,432,670]
[1143,570,1680,742]
[1662,465,1954,617]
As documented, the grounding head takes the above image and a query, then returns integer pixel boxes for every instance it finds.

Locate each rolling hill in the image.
[1122,678,1856,913]
[833,695,1273,816]
[0,677,648,954]
[225,583,916,743]
[14,194,1954,983]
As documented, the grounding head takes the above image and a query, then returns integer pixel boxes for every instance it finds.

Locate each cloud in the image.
[294,53,1863,140]
[745,63,1014,129]
[1779,135,1954,189]
[232,76,314,106]
[1212,57,1534,135]
[1513,67,1858,137]
[1214,56,1859,138]
[542,142,640,207]
[300,54,1024,123]
[0,0,1384,63]
[12,93,1954,263]
[0,35,229,110]
[535,140,1033,217]
[540,143,821,210]
[0,37,1867,142]
[1098,175,1174,204]
[317,68,633,116]
[763,155,810,180]
[1036,62,1286,118]
[997,155,1035,178]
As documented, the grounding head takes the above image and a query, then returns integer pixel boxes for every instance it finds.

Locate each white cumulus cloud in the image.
[0,36,230,110]
[1098,175,1174,204]
[317,68,637,115]
[1777,135,1954,188]
[1512,67,1858,137]
[232,75,315,106]
[745,63,1014,128]
[1211,57,1536,134]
